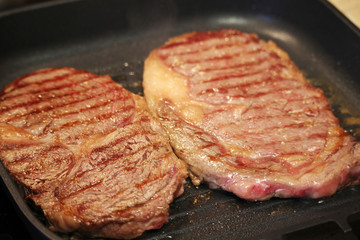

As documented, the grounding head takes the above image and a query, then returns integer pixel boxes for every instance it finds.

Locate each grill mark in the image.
[96,174,170,208]
[2,70,82,100]
[205,100,328,123]
[160,30,254,50]
[57,178,104,201]
[59,157,167,201]
[196,75,294,97]
[194,48,267,64]
[250,131,330,149]
[195,83,323,106]
[247,95,327,110]
[2,72,97,101]
[208,113,335,149]
[13,166,70,187]
[198,59,274,83]
[216,119,333,135]
[190,54,271,73]
[195,77,270,96]
[90,143,153,172]
[57,97,133,119]
[133,170,167,189]
[90,131,142,156]
[15,68,82,88]
[49,86,124,117]
[170,49,269,74]
[89,124,160,157]
[160,41,259,58]
[160,30,309,111]
[6,144,65,165]
[1,78,114,113]
[167,46,264,65]
[237,134,344,168]
[242,105,329,121]
[201,133,341,166]
[200,142,217,150]
[4,81,116,122]
[41,104,135,136]
[64,146,165,192]
[229,85,316,100]
[6,68,60,92]
[0,142,39,152]
[198,84,307,101]
[245,95,326,109]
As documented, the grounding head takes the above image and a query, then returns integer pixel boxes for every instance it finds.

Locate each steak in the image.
[143,29,360,201]
[0,67,187,239]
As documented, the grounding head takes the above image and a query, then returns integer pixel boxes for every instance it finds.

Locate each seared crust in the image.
[143,29,360,201]
[0,68,187,239]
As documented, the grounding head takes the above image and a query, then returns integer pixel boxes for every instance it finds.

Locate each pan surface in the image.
[0,0,360,239]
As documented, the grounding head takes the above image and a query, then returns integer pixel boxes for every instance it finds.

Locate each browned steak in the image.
[143,29,360,201]
[0,67,187,239]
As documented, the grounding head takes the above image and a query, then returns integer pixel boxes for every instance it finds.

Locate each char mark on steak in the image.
[143,29,360,201]
[0,67,187,239]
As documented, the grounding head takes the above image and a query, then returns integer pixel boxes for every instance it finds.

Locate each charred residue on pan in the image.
[190,190,211,206]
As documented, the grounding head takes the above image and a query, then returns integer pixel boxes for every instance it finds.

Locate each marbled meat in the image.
[0,67,187,239]
[143,29,360,201]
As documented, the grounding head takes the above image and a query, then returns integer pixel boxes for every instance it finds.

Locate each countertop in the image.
[329,0,360,29]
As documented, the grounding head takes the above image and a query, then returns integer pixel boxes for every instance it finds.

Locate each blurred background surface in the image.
[0,0,358,29]
[0,0,51,11]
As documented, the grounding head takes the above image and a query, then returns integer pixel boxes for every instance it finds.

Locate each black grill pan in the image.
[0,0,360,239]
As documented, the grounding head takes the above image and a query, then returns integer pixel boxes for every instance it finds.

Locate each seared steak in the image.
[143,29,360,201]
[0,68,187,239]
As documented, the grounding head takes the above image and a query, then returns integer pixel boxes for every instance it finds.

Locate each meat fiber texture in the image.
[143,29,360,201]
[0,68,187,239]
